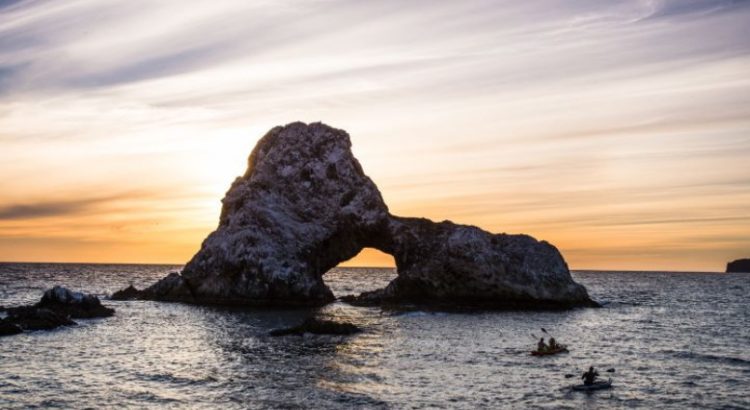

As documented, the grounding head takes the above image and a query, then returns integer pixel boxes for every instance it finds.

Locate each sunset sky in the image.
[1,0,749,271]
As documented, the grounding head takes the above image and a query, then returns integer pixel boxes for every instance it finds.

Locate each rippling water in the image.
[1,263,748,409]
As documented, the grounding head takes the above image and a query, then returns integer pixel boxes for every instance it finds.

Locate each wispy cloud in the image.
[0,197,114,220]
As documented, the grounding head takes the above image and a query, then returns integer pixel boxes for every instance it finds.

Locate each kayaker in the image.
[582,366,599,386]
[548,337,558,350]
[537,337,548,352]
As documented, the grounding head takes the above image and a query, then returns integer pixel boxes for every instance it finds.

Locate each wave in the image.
[665,350,750,367]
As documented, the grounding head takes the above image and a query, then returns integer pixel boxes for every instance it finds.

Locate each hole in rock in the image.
[325,248,397,297]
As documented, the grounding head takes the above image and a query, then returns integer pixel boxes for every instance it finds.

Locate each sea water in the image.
[0,263,748,409]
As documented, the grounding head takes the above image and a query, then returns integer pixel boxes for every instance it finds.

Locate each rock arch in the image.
[136,122,595,309]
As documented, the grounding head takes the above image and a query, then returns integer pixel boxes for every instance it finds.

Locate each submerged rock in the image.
[139,122,596,309]
[2,286,114,336]
[726,259,750,273]
[269,318,361,336]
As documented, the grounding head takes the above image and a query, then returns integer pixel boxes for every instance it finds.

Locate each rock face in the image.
[133,122,595,309]
[1,286,114,336]
[726,259,750,273]
[137,122,391,305]
[349,216,593,309]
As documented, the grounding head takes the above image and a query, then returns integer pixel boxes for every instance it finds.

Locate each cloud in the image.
[0,190,175,220]
[0,198,108,219]
[640,0,750,20]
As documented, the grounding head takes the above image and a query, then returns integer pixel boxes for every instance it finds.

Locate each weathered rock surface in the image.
[131,122,595,309]
[134,122,391,305]
[1,286,114,336]
[726,258,750,273]
[269,317,361,336]
[347,217,594,309]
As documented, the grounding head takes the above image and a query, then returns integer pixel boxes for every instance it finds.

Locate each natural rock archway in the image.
[131,122,595,309]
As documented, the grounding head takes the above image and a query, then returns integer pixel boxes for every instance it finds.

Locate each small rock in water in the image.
[4,306,76,331]
[269,317,361,336]
[0,320,23,336]
[39,286,115,318]
[2,286,115,336]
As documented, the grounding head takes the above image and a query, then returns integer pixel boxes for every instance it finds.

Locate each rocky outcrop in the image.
[346,217,593,309]
[2,306,76,331]
[726,259,750,273]
[110,284,141,300]
[38,286,115,318]
[129,122,595,309]
[133,122,391,306]
[1,286,114,336]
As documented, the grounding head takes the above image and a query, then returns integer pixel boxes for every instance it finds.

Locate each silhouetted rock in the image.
[140,122,595,309]
[269,317,361,336]
[136,272,196,303]
[0,320,23,336]
[111,284,143,300]
[726,259,750,273]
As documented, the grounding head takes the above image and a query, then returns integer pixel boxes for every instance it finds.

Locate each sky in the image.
[0,0,749,271]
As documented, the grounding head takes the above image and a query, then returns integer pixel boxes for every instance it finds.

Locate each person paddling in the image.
[548,337,558,350]
[582,366,599,386]
[537,337,548,352]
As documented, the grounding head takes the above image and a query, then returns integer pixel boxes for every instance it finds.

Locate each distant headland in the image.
[726,259,750,273]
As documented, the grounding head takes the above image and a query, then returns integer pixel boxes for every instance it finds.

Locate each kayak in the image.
[530,346,568,356]
[572,379,612,391]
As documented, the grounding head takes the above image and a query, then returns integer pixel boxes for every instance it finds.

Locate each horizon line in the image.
[0,260,726,274]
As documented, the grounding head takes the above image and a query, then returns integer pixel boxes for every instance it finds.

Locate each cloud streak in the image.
[0,197,109,220]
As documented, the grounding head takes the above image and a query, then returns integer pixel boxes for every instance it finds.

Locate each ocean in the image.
[1,263,748,409]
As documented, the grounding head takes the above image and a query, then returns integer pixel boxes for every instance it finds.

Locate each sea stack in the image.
[726,259,750,273]
[131,122,595,309]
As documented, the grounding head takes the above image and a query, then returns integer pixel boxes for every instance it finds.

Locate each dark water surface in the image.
[1,263,748,409]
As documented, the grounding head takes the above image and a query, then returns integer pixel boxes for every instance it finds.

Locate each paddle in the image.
[565,368,615,379]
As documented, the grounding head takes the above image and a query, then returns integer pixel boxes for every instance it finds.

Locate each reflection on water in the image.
[0,263,749,409]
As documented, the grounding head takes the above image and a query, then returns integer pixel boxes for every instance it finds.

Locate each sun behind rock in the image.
[127,122,595,309]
